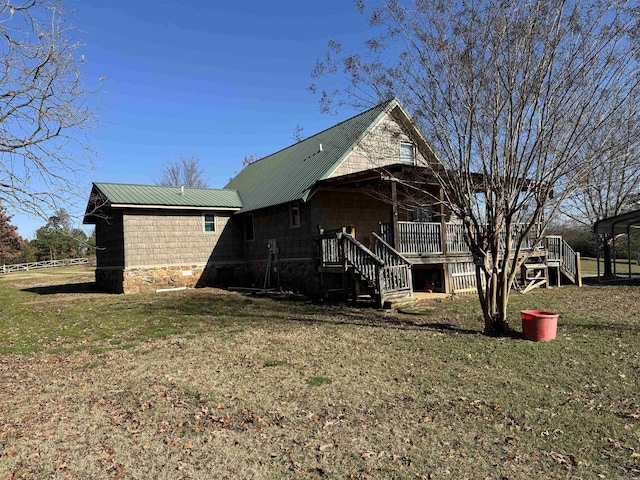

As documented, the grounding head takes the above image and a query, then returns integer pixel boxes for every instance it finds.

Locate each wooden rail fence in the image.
[1,258,89,274]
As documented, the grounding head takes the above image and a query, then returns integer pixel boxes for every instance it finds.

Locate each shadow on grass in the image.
[569,321,640,333]
[145,294,482,335]
[23,282,112,295]
[582,276,640,287]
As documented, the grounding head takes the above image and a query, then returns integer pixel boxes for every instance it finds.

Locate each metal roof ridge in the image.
[93,181,236,192]
[240,97,398,170]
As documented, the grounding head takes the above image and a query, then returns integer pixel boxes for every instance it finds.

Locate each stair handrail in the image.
[561,238,578,279]
[340,232,384,266]
[371,232,414,302]
[370,232,411,266]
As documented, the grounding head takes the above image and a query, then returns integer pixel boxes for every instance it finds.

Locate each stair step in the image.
[524,263,547,269]
[384,295,417,310]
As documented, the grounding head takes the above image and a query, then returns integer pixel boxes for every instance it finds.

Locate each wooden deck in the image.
[379,221,540,257]
[318,223,581,299]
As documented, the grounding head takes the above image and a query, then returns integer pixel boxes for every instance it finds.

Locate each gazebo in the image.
[593,209,640,281]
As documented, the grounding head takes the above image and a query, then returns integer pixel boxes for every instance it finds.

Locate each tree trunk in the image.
[478,267,512,336]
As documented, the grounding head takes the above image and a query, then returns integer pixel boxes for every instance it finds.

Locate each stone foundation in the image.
[122,265,205,294]
[97,261,311,295]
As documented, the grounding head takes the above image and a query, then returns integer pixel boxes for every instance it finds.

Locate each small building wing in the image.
[83,183,243,223]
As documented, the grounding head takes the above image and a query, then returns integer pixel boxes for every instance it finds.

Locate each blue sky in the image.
[11,0,370,238]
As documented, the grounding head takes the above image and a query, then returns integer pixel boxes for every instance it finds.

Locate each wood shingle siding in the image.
[123,211,239,267]
[329,114,429,178]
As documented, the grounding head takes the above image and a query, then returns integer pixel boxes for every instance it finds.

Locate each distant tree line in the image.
[0,206,94,265]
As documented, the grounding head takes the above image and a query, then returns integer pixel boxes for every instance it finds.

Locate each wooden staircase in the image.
[317,230,413,307]
[519,236,582,292]
[544,236,581,286]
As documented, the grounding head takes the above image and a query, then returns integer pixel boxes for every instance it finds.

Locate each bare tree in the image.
[155,156,209,188]
[292,123,305,143]
[563,91,640,275]
[241,154,258,168]
[312,0,639,335]
[0,0,95,218]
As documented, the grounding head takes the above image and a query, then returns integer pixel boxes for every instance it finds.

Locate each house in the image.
[84,98,581,304]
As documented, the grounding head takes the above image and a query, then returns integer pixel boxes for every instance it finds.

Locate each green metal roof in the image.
[225,98,398,213]
[91,182,243,209]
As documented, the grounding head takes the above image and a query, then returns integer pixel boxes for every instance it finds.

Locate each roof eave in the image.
[109,204,242,211]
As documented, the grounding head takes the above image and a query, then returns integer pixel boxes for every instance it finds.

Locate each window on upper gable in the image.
[410,206,436,223]
[203,214,216,232]
[290,204,301,228]
[400,143,415,165]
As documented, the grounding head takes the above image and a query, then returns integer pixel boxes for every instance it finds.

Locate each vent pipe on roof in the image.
[319,143,323,152]
[180,185,184,196]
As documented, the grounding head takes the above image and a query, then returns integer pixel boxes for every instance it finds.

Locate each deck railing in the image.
[445,223,470,254]
[319,236,342,266]
[401,222,442,254]
[380,222,540,256]
[545,236,562,262]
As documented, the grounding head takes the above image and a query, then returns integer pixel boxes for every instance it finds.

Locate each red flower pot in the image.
[520,310,558,342]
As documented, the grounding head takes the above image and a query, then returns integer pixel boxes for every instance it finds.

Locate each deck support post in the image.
[442,263,451,294]
[627,224,632,278]
[612,225,617,277]
[391,180,399,250]
[596,234,601,281]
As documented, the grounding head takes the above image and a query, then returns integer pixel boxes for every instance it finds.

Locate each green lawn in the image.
[581,256,640,276]
[0,266,638,478]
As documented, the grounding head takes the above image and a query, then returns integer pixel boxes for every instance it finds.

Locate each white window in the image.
[290,204,301,228]
[400,143,415,165]
[203,214,216,232]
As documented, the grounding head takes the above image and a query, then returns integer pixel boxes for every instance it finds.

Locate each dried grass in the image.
[0,268,638,478]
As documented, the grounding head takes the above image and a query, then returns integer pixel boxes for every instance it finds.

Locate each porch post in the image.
[391,179,399,250]
[440,187,448,255]
[596,232,601,282]
[612,225,617,277]
[627,224,632,278]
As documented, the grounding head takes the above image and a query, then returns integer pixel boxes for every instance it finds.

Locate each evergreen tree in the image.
[0,205,24,264]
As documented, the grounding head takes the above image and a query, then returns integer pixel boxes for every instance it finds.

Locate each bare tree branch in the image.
[0,0,95,219]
